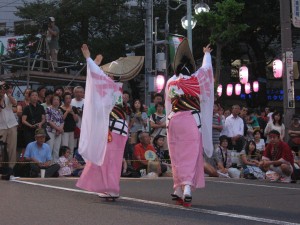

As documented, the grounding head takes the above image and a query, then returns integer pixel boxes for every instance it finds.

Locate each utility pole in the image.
[280,0,294,140]
[187,0,192,52]
[145,0,153,106]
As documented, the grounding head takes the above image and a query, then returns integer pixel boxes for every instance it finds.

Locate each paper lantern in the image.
[226,84,233,96]
[156,75,165,93]
[245,83,251,94]
[235,83,241,95]
[253,81,259,92]
[239,66,248,84]
[273,59,283,78]
[217,84,222,96]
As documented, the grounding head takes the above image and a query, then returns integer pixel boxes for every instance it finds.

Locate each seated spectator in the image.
[240,140,265,179]
[24,128,60,177]
[259,130,294,183]
[57,146,84,177]
[214,135,241,178]
[152,135,169,174]
[132,132,157,175]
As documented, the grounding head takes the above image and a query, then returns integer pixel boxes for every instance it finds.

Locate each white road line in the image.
[207,180,300,190]
[12,180,300,225]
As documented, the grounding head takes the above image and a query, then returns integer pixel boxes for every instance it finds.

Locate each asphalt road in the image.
[1,177,300,225]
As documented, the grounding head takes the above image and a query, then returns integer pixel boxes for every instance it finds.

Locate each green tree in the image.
[195,0,248,84]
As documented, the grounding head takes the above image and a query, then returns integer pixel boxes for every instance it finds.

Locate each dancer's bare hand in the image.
[81,44,90,59]
[94,54,103,66]
[203,44,213,53]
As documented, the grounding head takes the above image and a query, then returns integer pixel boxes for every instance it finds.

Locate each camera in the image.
[0,81,10,91]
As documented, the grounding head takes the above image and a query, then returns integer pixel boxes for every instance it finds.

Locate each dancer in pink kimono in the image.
[165,39,214,206]
[76,44,128,198]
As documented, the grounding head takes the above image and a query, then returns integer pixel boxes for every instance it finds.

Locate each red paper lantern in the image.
[239,66,248,84]
[235,83,241,95]
[217,84,222,96]
[273,59,283,78]
[156,75,165,93]
[226,84,233,96]
[245,83,251,94]
[253,81,259,92]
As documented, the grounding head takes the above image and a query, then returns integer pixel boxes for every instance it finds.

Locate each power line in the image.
[0,0,21,9]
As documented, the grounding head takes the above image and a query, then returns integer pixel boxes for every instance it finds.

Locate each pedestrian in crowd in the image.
[257,108,268,138]
[76,44,128,199]
[59,92,79,156]
[222,105,245,152]
[147,93,165,117]
[46,17,59,71]
[71,86,84,146]
[37,85,47,104]
[240,140,264,179]
[45,94,64,162]
[0,82,18,168]
[264,111,285,144]
[252,130,265,154]
[57,146,84,177]
[54,86,64,100]
[240,106,249,137]
[22,90,46,146]
[129,99,148,146]
[41,89,54,110]
[165,40,214,206]
[259,130,294,183]
[153,134,170,165]
[287,114,300,153]
[212,103,223,149]
[16,88,31,149]
[149,102,167,145]
[24,128,60,177]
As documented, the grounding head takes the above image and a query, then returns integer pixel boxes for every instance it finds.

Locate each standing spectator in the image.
[54,86,64,100]
[129,99,148,145]
[257,109,268,139]
[122,91,133,165]
[37,86,46,104]
[212,103,223,149]
[46,17,59,70]
[22,90,46,146]
[71,86,85,143]
[264,111,285,144]
[222,105,245,151]
[259,130,294,183]
[287,114,300,153]
[16,88,31,149]
[41,89,54,110]
[149,102,167,142]
[240,106,249,137]
[24,128,60,177]
[46,94,64,162]
[0,82,18,168]
[59,93,79,156]
[267,107,275,122]
[147,93,165,117]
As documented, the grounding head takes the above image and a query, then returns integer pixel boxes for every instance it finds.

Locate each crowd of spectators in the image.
[0,81,299,183]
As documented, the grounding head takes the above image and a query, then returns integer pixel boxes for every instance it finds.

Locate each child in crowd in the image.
[57,146,84,177]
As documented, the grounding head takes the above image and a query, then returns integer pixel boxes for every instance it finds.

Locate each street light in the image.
[181,16,197,29]
[194,1,210,14]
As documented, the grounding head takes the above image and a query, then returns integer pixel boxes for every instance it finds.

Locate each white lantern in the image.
[235,83,241,95]
[253,81,259,92]
[239,66,248,84]
[226,84,233,96]
[245,82,251,94]
[156,75,165,93]
[217,84,222,96]
[273,59,283,78]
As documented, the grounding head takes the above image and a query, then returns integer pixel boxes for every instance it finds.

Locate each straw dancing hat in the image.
[101,56,144,82]
[173,38,196,74]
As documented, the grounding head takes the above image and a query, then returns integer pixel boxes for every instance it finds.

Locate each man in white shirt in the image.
[71,86,85,128]
[223,105,245,151]
[0,82,18,168]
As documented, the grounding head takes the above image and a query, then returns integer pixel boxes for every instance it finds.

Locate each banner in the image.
[292,0,300,28]
[168,36,184,69]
